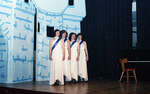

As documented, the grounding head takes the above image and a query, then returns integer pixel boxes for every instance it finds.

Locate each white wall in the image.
[34,0,68,14]
[0,0,14,83]
[11,0,35,83]
[0,0,35,83]
[64,0,86,17]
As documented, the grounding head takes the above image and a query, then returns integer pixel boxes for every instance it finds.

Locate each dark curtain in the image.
[137,0,150,49]
[81,0,132,80]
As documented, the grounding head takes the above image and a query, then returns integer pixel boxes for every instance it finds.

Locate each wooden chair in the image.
[119,58,137,82]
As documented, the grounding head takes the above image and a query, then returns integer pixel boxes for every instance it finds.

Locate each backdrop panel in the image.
[0,0,35,83]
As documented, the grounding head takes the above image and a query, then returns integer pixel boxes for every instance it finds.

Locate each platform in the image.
[0,80,150,94]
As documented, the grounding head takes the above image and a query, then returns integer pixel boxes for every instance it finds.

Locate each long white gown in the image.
[78,41,88,81]
[49,37,64,85]
[70,41,79,81]
[64,40,71,81]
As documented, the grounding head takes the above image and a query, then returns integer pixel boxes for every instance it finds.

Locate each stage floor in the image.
[0,80,150,94]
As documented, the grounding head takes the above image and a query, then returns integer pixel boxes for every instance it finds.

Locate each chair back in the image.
[120,58,128,72]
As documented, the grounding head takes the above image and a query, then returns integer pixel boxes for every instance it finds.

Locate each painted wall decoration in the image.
[0,33,8,83]
[12,0,35,83]
[0,0,86,83]
[0,0,35,83]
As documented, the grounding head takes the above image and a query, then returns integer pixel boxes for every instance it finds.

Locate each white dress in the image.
[78,41,88,81]
[70,41,79,81]
[64,40,71,81]
[49,37,64,85]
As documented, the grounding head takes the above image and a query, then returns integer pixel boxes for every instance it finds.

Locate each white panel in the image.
[34,0,68,14]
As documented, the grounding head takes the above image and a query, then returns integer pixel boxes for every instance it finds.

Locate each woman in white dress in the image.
[60,30,71,82]
[77,33,89,82]
[69,33,80,83]
[49,29,65,85]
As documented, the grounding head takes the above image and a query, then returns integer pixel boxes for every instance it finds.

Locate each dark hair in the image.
[54,29,60,32]
[54,29,60,36]
[77,33,82,38]
[60,30,68,39]
[69,32,76,41]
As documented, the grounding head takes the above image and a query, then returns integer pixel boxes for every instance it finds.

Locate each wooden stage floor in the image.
[0,80,150,94]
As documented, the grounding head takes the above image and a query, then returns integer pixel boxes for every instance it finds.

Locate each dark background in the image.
[81,0,150,80]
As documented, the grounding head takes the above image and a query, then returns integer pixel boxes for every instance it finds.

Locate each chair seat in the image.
[126,68,136,71]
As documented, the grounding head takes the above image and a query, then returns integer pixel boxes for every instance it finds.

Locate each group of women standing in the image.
[49,29,89,86]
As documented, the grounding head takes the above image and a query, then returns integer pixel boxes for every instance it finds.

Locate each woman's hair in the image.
[54,29,60,36]
[69,32,76,41]
[60,30,68,39]
[77,33,82,38]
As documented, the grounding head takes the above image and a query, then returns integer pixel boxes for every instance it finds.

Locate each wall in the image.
[11,0,35,83]
[0,0,35,83]
[63,0,86,17]
[0,0,14,83]
[62,0,86,35]
[0,33,8,83]
[62,14,81,34]
[34,0,68,14]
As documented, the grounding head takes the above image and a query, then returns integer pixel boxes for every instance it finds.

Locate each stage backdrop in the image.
[136,0,150,49]
[81,0,132,80]
[34,0,86,81]
[0,0,86,83]
[0,0,35,83]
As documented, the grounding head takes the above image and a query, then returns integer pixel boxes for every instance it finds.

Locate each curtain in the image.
[137,0,150,49]
[81,0,132,80]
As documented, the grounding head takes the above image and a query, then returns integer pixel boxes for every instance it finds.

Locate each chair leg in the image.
[133,71,137,82]
[120,72,124,82]
[126,70,129,83]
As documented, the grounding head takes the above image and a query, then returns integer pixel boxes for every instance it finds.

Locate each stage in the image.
[0,80,150,94]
